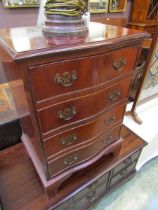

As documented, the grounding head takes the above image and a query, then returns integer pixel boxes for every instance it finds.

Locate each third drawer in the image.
[43,103,125,157]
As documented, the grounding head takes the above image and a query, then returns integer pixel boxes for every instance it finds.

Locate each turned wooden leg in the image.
[125,111,143,125]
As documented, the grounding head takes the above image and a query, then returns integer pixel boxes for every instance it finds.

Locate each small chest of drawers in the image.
[0,22,148,195]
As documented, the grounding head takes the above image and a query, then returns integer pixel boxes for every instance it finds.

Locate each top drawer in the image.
[29,47,138,102]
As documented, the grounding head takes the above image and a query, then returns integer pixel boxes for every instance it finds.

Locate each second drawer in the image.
[38,79,131,135]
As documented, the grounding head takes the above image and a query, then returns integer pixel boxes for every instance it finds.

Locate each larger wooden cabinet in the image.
[0,22,148,198]
[129,0,158,35]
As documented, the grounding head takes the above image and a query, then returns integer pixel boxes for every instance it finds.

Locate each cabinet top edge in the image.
[0,22,150,61]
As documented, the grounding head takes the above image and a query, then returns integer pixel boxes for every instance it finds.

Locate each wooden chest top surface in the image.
[0,22,148,60]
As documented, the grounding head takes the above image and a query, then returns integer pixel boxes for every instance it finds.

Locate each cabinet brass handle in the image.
[55,70,77,87]
[58,106,77,121]
[102,135,113,144]
[113,58,127,71]
[123,157,132,165]
[61,134,77,146]
[108,90,121,102]
[87,191,97,202]
[120,168,127,177]
[64,155,78,165]
[105,115,116,125]
[89,181,98,190]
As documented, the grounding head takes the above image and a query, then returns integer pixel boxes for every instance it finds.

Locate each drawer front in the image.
[30,47,138,102]
[74,179,108,210]
[48,126,120,177]
[44,104,125,157]
[109,162,136,187]
[38,79,131,135]
[112,150,141,176]
[74,172,109,201]
[53,199,73,210]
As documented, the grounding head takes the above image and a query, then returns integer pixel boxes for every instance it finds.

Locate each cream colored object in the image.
[123,97,158,171]
[37,0,47,26]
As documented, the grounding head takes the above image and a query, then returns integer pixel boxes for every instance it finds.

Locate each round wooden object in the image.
[42,15,88,37]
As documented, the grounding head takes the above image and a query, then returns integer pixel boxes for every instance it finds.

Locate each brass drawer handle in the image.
[123,157,132,165]
[105,115,116,125]
[58,106,77,121]
[102,135,114,144]
[87,191,97,202]
[120,168,127,177]
[108,90,121,102]
[61,134,77,146]
[55,70,77,87]
[113,58,127,71]
[89,181,98,190]
[64,155,78,165]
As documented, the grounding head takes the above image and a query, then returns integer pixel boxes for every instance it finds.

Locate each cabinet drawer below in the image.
[110,162,136,187]
[112,150,140,176]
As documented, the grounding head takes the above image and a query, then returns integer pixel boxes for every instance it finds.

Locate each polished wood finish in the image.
[129,0,158,35]
[0,23,148,60]
[91,17,128,27]
[0,126,147,210]
[38,79,131,136]
[44,103,125,157]
[0,23,149,194]
[30,46,138,103]
[48,125,121,177]
[126,25,158,124]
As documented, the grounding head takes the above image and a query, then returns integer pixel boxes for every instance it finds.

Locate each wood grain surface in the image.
[0,126,146,210]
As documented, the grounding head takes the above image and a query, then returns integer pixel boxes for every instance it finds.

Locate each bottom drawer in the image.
[48,126,120,177]
[75,184,106,210]
[109,161,136,187]
[74,172,109,201]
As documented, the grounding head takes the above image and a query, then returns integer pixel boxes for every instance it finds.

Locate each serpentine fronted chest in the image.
[0,22,148,195]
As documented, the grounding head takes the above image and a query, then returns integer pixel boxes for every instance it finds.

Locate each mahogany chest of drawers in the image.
[0,22,148,195]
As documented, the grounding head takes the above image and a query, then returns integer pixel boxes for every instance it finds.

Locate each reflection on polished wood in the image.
[0,22,148,60]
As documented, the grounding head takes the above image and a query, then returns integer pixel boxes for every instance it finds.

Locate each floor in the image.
[124,98,158,171]
[91,156,158,210]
